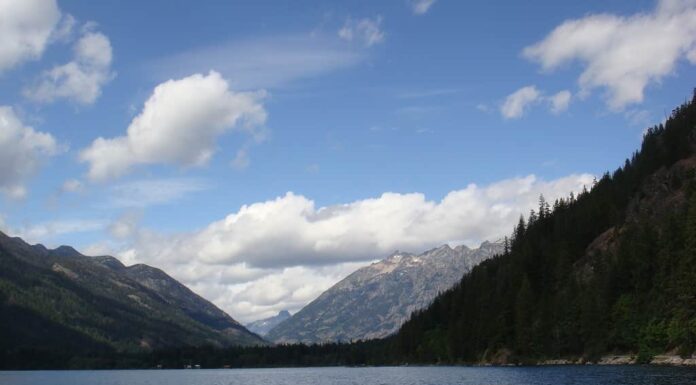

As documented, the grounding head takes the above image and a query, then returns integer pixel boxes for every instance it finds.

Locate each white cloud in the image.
[106,172,593,322]
[549,90,572,114]
[338,16,385,47]
[151,35,364,90]
[205,262,366,323]
[0,0,61,73]
[106,178,211,208]
[523,0,696,110]
[79,71,267,181]
[410,0,437,15]
[24,28,115,105]
[132,173,594,269]
[501,86,574,118]
[501,85,541,119]
[0,107,59,198]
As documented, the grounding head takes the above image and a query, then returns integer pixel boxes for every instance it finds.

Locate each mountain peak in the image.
[50,245,82,258]
[267,240,504,343]
[246,309,292,336]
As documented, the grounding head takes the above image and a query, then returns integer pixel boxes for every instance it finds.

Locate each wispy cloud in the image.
[2,218,105,245]
[396,88,458,99]
[149,35,365,90]
[338,16,385,47]
[105,177,211,208]
[409,0,437,15]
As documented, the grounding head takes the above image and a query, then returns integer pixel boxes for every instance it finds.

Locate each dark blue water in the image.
[2,366,696,385]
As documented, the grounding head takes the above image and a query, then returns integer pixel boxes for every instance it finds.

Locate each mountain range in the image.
[0,231,264,363]
[266,241,503,344]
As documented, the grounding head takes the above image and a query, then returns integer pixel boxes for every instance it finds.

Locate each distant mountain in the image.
[246,310,291,336]
[266,241,503,344]
[0,231,264,359]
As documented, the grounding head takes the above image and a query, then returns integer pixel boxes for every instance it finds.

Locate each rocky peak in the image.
[267,240,504,344]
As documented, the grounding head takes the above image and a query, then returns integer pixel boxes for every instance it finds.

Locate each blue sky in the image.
[2,0,696,322]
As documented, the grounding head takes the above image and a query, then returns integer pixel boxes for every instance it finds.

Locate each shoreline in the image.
[501,354,696,367]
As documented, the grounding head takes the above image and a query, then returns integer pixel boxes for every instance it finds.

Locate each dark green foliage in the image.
[394,90,696,363]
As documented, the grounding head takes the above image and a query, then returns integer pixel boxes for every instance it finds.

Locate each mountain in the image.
[266,241,503,344]
[0,231,264,366]
[390,91,696,364]
[246,310,291,336]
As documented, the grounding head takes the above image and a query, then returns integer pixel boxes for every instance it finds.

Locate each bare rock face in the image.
[266,241,503,344]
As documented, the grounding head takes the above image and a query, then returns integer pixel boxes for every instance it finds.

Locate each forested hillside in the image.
[0,233,264,369]
[395,91,696,363]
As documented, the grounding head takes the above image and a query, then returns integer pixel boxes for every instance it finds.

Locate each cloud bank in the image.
[101,173,594,322]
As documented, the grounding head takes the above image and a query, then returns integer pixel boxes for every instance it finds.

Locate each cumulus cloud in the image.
[523,0,696,110]
[501,85,541,119]
[0,0,61,73]
[79,71,267,181]
[410,0,437,15]
[24,27,115,105]
[0,107,60,198]
[100,172,593,322]
[501,86,573,118]
[131,173,594,269]
[338,16,385,47]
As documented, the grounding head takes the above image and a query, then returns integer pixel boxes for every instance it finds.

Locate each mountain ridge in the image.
[266,240,503,344]
[0,230,264,360]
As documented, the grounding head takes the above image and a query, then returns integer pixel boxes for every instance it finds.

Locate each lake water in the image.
[2,366,696,385]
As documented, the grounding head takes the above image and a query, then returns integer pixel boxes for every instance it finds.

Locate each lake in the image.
[2,366,696,385]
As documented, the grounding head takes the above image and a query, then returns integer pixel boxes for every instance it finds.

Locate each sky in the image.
[2,0,696,323]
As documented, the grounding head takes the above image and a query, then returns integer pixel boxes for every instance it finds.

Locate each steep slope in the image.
[246,310,291,336]
[392,92,696,364]
[267,241,503,344]
[0,232,264,361]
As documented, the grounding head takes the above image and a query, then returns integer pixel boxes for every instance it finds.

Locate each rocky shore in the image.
[536,354,696,366]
